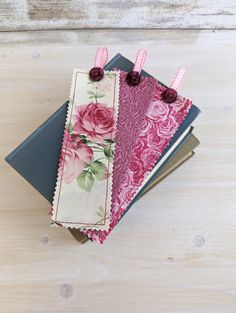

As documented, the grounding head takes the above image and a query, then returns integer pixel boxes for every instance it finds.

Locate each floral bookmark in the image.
[52,50,120,230]
[84,68,193,243]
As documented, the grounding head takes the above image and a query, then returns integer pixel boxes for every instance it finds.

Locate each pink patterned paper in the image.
[84,80,192,243]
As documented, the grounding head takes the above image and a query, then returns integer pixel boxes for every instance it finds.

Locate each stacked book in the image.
[5,53,200,243]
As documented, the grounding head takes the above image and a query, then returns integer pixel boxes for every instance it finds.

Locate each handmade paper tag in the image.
[52,69,120,230]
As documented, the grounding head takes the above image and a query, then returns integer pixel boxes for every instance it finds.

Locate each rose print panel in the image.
[52,69,120,231]
[83,81,192,243]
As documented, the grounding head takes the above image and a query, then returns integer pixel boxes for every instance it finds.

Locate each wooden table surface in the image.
[0,30,236,313]
[1,0,236,30]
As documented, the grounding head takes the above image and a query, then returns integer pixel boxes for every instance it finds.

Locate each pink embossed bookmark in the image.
[84,67,193,243]
[52,48,120,231]
[114,67,192,215]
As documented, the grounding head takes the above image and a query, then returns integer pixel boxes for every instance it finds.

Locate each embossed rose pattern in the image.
[84,81,192,243]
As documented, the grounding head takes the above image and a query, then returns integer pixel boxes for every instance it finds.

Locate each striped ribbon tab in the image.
[94,47,108,68]
[133,49,148,73]
[170,67,186,91]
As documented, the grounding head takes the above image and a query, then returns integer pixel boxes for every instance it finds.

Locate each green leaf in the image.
[67,122,74,134]
[104,144,114,160]
[76,170,95,192]
[96,94,105,98]
[90,161,108,181]
[104,138,115,144]
[83,163,91,169]
[79,134,88,144]
[87,90,95,95]
[107,73,114,79]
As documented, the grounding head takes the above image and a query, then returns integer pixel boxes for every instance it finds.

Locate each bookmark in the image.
[52,48,120,231]
[111,50,156,212]
[83,50,157,242]
[120,67,191,206]
[84,67,193,243]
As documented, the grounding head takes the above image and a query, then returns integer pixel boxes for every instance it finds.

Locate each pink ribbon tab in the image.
[170,67,186,91]
[133,49,148,73]
[94,47,108,69]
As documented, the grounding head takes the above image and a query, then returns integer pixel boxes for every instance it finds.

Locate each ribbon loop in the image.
[170,67,186,91]
[162,67,186,103]
[133,49,148,73]
[89,48,108,82]
[94,47,108,69]
[126,49,148,86]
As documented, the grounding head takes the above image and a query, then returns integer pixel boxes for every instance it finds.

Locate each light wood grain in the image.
[0,29,236,313]
[0,0,236,31]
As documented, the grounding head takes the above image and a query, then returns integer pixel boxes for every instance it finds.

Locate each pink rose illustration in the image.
[140,117,156,136]
[73,102,115,143]
[117,171,134,203]
[141,150,158,168]
[151,83,165,101]
[146,100,169,122]
[133,136,148,159]
[169,96,188,112]
[128,156,144,184]
[157,115,178,138]
[147,131,166,151]
[59,130,93,184]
